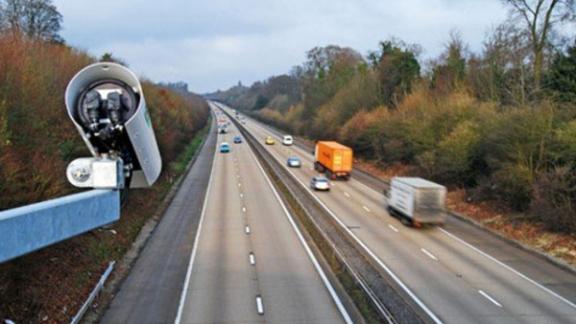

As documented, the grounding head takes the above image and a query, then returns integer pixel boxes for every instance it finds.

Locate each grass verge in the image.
[0,120,210,323]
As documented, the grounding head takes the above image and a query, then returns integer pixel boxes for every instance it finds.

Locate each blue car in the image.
[220,142,231,153]
[233,136,242,144]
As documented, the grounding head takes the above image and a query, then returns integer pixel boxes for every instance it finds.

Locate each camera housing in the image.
[65,62,162,188]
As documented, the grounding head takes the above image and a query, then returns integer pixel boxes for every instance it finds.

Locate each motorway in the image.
[102,115,218,323]
[217,102,576,324]
[175,104,349,323]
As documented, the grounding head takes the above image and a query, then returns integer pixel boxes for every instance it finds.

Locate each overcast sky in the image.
[54,0,508,93]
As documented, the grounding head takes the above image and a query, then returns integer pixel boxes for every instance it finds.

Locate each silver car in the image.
[310,176,330,191]
[287,156,302,168]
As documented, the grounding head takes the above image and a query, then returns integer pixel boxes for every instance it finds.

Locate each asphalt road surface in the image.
[101,116,218,323]
[219,103,576,324]
[174,105,349,323]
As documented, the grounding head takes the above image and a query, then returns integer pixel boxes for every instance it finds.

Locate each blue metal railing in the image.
[0,190,120,263]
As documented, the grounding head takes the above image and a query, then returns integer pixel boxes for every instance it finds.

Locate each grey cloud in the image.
[55,0,508,93]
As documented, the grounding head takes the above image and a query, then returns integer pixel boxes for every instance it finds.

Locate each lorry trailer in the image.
[387,177,447,226]
[314,141,353,180]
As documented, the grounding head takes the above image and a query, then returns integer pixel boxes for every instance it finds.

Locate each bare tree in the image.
[0,0,62,42]
[503,0,576,91]
[0,2,4,30]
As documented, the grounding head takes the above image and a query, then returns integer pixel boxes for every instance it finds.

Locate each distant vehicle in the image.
[287,156,301,168]
[387,177,447,227]
[219,126,228,134]
[219,142,231,153]
[233,136,242,144]
[282,135,294,146]
[314,141,353,180]
[310,176,330,191]
[265,136,275,145]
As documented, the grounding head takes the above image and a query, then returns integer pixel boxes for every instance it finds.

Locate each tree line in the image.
[209,0,576,232]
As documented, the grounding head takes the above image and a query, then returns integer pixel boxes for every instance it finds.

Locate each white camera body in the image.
[65,63,162,188]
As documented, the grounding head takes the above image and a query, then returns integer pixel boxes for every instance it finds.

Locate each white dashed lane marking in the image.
[421,248,438,261]
[479,290,503,308]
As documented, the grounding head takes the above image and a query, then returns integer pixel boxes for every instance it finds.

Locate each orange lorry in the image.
[314,141,353,180]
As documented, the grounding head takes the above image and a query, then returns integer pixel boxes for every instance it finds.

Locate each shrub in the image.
[491,163,533,210]
[531,167,576,232]
[340,107,388,158]
[0,34,209,210]
[418,120,480,184]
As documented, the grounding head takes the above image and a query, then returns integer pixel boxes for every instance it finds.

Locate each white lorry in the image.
[387,177,447,226]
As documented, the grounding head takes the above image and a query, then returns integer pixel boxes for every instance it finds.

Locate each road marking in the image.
[175,134,218,324]
[248,142,353,324]
[440,228,576,310]
[236,113,433,322]
[249,253,256,265]
[478,290,503,307]
[263,153,442,324]
[245,226,251,234]
[362,206,371,213]
[259,114,576,314]
[240,193,244,198]
[256,296,264,315]
[242,206,246,213]
[388,224,399,233]
[343,191,351,198]
[421,248,438,261]
[238,182,242,187]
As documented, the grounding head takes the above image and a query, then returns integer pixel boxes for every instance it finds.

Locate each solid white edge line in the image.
[421,248,438,261]
[174,124,218,324]
[440,228,576,309]
[256,296,264,315]
[251,111,576,312]
[388,224,399,233]
[247,132,354,324]
[241,114,443,324]
[478,290,503,308]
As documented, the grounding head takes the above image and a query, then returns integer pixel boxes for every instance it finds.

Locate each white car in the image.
[287,156,302,168]
[310,176,330,191]
[282,135,294,146]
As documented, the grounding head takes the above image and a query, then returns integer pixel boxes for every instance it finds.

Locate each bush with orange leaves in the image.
[0,33,209,210]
